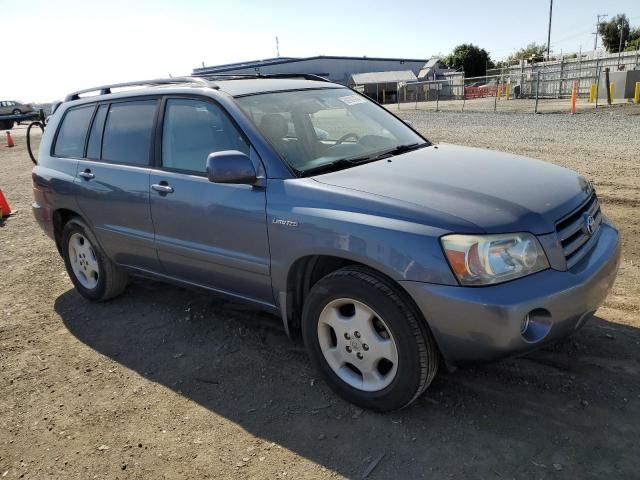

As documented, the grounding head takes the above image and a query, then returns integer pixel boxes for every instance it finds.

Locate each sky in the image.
[2,0,639,102]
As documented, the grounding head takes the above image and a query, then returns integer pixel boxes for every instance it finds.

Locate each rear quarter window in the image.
[101,100,157,166]
[86,104,108,160]
[53,105,95,158]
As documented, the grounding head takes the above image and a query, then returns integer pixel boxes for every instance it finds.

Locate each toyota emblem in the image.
[583,214,596,236]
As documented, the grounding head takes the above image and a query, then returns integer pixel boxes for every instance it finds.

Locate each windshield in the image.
[236,88,428,175]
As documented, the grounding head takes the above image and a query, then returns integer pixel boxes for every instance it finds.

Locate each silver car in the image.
[0,100,34,116]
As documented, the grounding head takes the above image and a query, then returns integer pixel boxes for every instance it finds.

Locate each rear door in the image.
[73,98,161,272]
[149,96,272,304]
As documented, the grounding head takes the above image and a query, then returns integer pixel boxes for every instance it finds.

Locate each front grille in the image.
[555,191,602,268]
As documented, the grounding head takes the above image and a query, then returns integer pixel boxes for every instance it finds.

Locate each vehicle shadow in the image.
[54,279,640,478]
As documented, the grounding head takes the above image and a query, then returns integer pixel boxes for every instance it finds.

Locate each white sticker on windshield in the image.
[338,95,366,106]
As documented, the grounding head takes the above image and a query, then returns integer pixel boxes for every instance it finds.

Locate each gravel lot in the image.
[396,97,633,114]
[1,106,639,479]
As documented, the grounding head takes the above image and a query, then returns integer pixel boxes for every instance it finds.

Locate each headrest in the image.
[259,113,288,141]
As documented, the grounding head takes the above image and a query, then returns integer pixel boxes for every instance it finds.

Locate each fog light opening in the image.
[521,308,552,344]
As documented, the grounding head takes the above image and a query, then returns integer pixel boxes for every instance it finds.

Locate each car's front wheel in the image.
[302,267,439,411]
[62,218,128,301]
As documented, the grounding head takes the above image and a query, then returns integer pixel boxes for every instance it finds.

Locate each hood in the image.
[313,144,591,235]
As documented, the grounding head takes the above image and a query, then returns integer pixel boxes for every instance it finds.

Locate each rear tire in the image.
[61,218,128,301]
[302,266,439,411]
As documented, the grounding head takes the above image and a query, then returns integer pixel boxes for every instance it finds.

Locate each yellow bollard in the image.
[635,82,640,104]
[609,83,615,101]
[589,84,597,103]
[506,81,511,100]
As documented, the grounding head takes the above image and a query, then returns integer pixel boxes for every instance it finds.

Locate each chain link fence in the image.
[378,50,640,114]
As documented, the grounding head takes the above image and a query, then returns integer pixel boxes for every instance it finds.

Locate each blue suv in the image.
[32,75,621,411]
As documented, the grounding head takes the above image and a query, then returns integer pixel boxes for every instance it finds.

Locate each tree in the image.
[625,28,640,52]
[505,43,547,64]
[598,14,631,53]
[444,44,494,77]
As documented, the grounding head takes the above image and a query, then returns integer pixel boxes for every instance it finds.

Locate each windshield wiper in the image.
[299,142,429,177]
[299,158,360,177]
[344,142,429,164]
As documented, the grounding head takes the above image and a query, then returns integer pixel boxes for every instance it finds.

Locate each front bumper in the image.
[401,222,621,366]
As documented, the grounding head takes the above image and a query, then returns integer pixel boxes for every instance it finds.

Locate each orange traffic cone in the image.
[0,189,11,219]
[6,131,14,148]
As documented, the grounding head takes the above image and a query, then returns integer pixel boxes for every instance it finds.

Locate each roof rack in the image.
[193,73,332,83]
[64,77,215,102]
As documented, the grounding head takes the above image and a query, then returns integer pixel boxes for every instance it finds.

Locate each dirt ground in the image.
[1,107,639,479]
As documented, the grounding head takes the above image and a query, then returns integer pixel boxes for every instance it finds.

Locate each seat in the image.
[259,113,304,166]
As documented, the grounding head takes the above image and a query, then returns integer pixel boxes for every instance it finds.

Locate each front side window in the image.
[161,98,249,173]
[53,105,95,158]
[236,88,427,175]
[102,100,157,165]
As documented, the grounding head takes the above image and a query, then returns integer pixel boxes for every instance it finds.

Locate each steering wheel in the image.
[334,132,360,145]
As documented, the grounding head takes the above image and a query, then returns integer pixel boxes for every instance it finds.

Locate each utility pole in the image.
[618,19,625,66]
[275,36,280,57]
[594,14,607,51]
[546,0,553,60]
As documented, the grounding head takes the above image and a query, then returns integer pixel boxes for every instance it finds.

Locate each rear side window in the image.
[53,106,95,158]
[86,105,108,160]
[102,100,157,165]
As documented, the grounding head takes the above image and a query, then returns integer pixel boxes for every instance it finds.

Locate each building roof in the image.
[194,55,428,74]
[215,78,342,96]
[350,70,417,85]
[417,57,459,79]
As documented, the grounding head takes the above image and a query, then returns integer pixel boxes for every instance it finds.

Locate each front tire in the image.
[302,267,439,411]
[62,218,128,301]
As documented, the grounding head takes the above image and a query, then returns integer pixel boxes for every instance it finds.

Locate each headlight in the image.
[441,233,549,286]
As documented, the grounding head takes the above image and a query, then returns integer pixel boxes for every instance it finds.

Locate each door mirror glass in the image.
[206,150,257,184]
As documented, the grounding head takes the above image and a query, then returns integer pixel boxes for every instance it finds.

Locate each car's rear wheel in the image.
[62,218,128,301]
[302,266,439,411]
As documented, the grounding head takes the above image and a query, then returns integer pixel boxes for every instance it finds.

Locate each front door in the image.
[149,97,272,305]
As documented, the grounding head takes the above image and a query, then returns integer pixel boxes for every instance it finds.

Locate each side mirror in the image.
[206,150,257,185]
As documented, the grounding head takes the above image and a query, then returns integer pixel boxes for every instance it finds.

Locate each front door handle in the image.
[79,170,95,180]
[151,183,174,194]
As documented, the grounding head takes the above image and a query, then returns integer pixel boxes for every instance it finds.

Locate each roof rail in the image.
[193,73,332,83]
[64,77,215,102]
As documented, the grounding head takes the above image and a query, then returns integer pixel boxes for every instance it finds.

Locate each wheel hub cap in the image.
[68,233,99,290]
[317,298,399,392]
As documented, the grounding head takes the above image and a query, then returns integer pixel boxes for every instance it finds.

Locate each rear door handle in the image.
[79,170,95,180]
[151,183,174,194]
